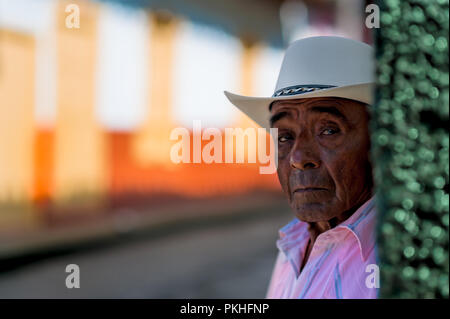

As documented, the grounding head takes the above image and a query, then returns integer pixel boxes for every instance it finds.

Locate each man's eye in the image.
[278,135,293,143]
[321,128,340,136]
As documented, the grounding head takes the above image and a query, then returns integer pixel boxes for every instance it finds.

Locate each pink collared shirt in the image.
[266,196,379,299]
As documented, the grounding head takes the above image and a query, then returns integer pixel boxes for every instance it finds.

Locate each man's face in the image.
[270,97,373,222]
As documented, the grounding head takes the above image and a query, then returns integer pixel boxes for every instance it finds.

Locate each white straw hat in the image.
[224,36,374,128]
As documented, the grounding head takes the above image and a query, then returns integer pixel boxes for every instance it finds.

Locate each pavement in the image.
[0,200,293,298]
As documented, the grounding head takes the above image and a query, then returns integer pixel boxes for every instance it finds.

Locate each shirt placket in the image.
[294,231,337,298]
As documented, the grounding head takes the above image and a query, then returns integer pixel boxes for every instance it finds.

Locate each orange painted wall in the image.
[32,130,279,205]
[109,131,280,198]
[32,129,54,205]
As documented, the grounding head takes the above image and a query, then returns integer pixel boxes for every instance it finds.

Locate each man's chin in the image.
[292,201,336,223]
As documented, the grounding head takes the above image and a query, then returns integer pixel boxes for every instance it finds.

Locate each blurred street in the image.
[0,207,292,298]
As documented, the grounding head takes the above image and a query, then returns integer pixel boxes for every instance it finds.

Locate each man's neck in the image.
[307,212,351,243]
[307,191,373,243]
[300,197,369,273]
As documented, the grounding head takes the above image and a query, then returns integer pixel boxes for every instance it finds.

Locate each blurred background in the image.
[1,0,374,298]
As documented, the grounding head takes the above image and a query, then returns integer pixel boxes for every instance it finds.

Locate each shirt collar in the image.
[276,196,377,264]
[276,218,309,277]
[337,195,377,262]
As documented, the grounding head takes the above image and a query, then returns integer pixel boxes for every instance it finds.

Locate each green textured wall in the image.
[373,0,449,298]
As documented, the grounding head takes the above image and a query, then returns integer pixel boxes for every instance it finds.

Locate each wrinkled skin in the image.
[270,97,374,255]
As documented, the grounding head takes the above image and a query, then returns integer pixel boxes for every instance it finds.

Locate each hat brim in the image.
[224,83,374,129]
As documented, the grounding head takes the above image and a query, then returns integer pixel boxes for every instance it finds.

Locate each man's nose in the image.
[289,143,321,170]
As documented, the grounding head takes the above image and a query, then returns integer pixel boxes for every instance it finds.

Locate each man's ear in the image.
[364,104,371,120]
[269,101,276,112]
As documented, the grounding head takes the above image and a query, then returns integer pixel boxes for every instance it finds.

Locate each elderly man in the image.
[225,36,378,298]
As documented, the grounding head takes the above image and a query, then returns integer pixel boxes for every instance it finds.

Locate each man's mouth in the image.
[292,187,330,203]
[293,187,328,193]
